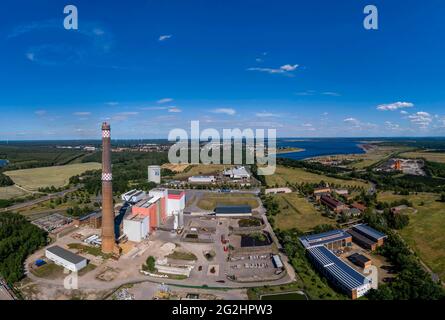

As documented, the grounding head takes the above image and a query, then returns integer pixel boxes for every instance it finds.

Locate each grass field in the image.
[378,192,445,281]
[4,162,101,191]
[30,263,65,279]
[265,166,370,189]
[196,193,259,210]
[261,292,307,300]
[274,193,335,231]
[398,151,445,163]
[174,164,231,179]
[0,185,29,199]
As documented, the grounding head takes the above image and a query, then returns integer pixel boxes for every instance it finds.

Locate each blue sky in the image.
[1,0,445,139]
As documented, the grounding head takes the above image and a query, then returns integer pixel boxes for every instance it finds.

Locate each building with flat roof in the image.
[299,229,352,250]
[347,253,372,269]
[223,166,250,179]
[45,246,87,272]
[348,224,387,251]
[123,214,149,242]
[214,205,252,217]
[307,246,371,299]
[188,175,215,184]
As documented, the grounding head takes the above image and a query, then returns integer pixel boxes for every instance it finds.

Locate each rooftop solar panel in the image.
[308,246,369,290]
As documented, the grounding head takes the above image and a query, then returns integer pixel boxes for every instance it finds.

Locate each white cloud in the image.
[159,35,172,41]
[106,102,119,106]
[343,117,359,124]
[247,63,299,75]
[377,101,414,111]
[211,108,236,116]
[112,112,139,121]
[157,98,174,104]
[400,110,409,115]
[385,121,401,130]
[408,111,433,128]
[322,92,341,97]
[168,107,182,113]
[255,112,279,118]
[34,110,46,116]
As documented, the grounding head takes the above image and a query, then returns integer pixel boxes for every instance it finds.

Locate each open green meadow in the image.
[274,193,335,232]
[266,165,370,189]
[196,193,259,210]
[4,163,101,191]
[378,192,445,281]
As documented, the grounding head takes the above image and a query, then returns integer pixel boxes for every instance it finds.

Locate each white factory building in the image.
[45,246,87,272]
[148,165,161,184]
[188,175,215,184]
[223,166,250,179]
[123,214,149,242]
[121,189,147,203]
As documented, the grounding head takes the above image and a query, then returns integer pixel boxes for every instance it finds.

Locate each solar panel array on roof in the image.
[352,224,386,241]
[308,246,369,290]
[299,229,351,248]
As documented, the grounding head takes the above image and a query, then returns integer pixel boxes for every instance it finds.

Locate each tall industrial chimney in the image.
[101,122,115,253]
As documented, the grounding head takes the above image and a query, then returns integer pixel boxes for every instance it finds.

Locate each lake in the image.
[0,159,9,168]
[277,138,365,160]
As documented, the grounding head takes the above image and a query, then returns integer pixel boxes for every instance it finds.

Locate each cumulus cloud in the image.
[377,101,414,111]
[408,111,433,128]
[400,110,409,115]
[211,108,236,115]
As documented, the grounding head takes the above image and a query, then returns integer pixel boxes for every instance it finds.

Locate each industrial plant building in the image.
[45,246,87,272]
[123,214,149,242]
[123,188,185,240]
[148,165,161,184]
[121,189,147,204]
[347,224,387,251]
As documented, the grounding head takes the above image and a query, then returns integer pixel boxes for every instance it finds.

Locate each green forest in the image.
[0,213,48,284]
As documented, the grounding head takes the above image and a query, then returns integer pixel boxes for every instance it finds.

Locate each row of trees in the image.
[0,172,13,187]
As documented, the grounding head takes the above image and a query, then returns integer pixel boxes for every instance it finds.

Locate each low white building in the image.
[45,246,87,272]
[188,176,215,183]
[223,166,250,179]
[123,214,149,242]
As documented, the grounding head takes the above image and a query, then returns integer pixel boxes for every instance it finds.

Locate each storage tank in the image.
[148,165,161,184]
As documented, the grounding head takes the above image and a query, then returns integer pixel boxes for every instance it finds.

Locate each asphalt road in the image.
[2,185,81,212]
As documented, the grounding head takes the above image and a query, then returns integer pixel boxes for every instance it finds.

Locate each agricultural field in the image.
[173,164,231,179]
[274,193,335,232]
[196,193,259,210]
[0,185,29,199]
[265,166,370,189]
[4,162,101,191]
[378,192,445,282]
[398,151,445,164]
[161,163,190,172]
